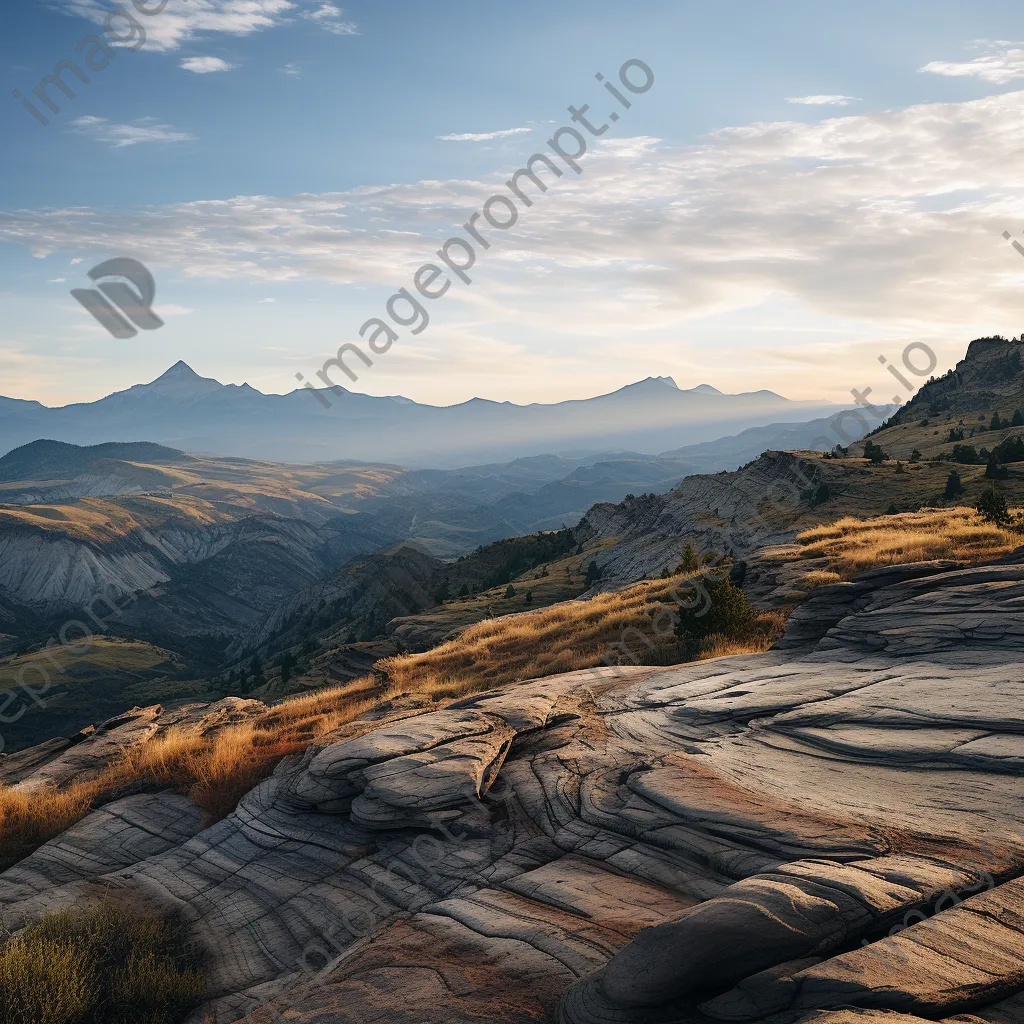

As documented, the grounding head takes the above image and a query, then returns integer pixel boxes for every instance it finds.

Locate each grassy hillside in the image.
[862,337,1024,469]
[793,506,1023,576]
[0,637,208,752]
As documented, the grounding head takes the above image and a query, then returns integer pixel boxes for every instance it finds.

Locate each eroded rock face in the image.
[1,560,1023,1024]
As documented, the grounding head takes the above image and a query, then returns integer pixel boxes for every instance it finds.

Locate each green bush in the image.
[976,486,1014,527]
[990,434,1024,463]
[674,570,758,655]
[0,900,204,1024]
[863,440,888,464]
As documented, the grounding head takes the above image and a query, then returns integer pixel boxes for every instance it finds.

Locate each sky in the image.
[3,0,1024,410]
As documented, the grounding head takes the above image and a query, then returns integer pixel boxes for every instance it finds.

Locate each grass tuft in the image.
[0,899,204,1024]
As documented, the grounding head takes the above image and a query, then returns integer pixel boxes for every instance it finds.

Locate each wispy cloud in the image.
[180,56,236,73]
[258,297,276,303]
[10,90,1024,352]
[301,2,358,35]
[279,62,302,77]
[68,116,196,148]
[920,43,1024,84]
[57,0,296,53]
[438,127,533,142]
[786,94,860,106]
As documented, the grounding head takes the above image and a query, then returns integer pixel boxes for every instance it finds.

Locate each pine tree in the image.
[249,653,265,688]
[280,651,295,685]
[943,470,963,499]
[679,541,700,572]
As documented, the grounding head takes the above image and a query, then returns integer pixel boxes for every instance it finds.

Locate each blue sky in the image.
[3,0,1024,408]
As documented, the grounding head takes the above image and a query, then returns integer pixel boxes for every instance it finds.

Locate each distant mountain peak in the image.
[132,362,225,399]
[691,384,722,394]
[158,360,202,381]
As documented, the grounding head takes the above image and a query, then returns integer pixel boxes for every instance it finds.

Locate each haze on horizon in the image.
[2,0,1024,410]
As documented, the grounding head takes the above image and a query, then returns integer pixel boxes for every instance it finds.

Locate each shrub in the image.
[976,486,1013,527]
[674,571,758,656]
[990,434,1024,463]
[808,482,831,505]
[910,449,922,463]
[944,470,963,499]
[503,584,516,599]
[991,412,1004,431]
[950,444,982,464]
[0,900,204,1024]
[585,559,602,585]
[863,440,888,464]
[1013,409,1024,427]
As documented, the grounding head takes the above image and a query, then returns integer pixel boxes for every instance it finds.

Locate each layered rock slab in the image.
[0,563,1022,1023]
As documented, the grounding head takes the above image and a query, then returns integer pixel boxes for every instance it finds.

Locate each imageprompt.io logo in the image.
[71,258,164,339]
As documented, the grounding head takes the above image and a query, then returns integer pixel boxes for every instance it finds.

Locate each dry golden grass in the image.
[0,898,204,1023]
[796,507,1023,576]
[378,571,785,700]
[799,569,844,591]
[0,682,384,872]
[695,613,787,661]
[0,574,785,874]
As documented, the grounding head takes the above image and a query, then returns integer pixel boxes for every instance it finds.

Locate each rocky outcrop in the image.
[1,558,1023,1023]
[577,451,846,588]
[0,697,267,792]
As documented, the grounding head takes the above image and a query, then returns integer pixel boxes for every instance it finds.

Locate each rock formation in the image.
[1,556,1022,1023]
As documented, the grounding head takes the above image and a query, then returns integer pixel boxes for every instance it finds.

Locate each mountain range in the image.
[0,362,847,467]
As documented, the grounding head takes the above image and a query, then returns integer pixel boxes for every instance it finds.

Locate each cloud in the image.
[438,128,533,142]
[280,62,302,76]
[57,0,296,53]
[786,95,860,106]
[67,116,196,147]
[8,90,1024,350]
[258,297,276,303]
[48,278,66,283]
[921,44,1024,84]
[180,56,236,73]
[301,2,358,35]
